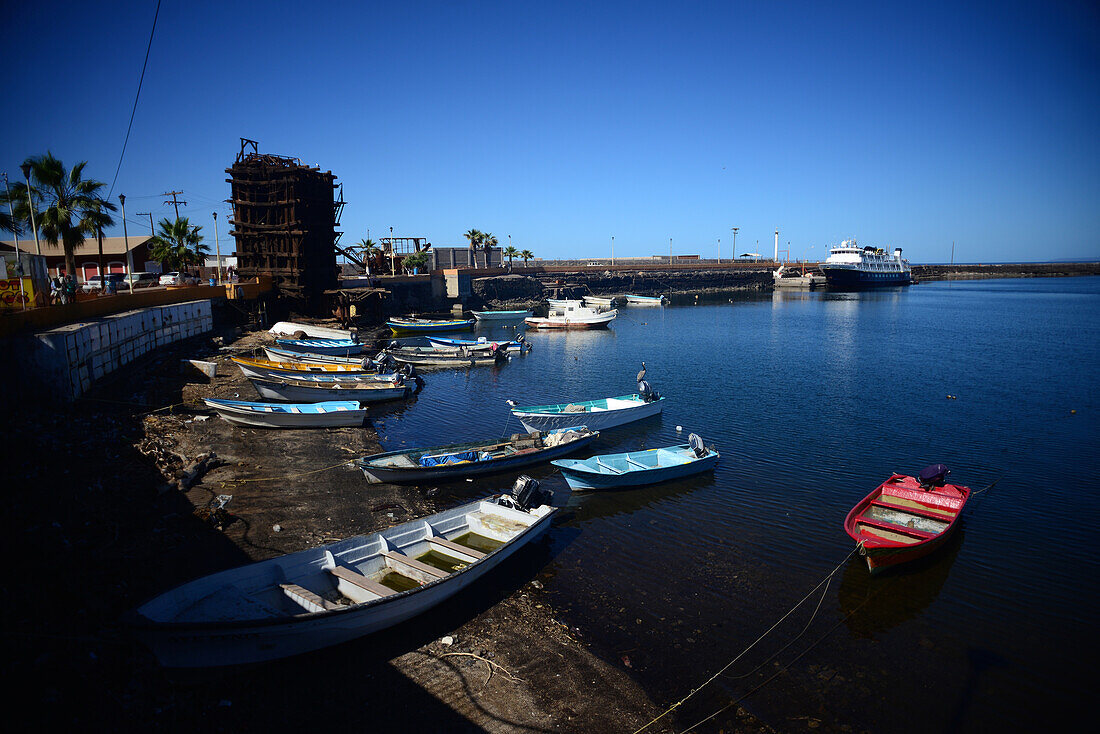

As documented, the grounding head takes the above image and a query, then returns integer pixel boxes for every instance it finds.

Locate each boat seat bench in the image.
[868,499,955,522]
[280,583,343,612]
[856,517,937,540]
[431,536,486,560]
[384,551,449,579]
[328,565,397,597]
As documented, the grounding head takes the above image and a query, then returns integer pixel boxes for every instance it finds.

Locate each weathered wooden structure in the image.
[227,139,342,310]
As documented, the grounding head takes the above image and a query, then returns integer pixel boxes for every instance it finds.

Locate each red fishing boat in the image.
[844,465,971,574]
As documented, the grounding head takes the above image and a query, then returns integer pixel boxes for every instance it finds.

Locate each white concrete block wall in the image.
[28,300,214,401]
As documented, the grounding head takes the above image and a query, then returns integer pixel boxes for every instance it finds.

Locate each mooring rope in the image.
[219,459,357,488]
[631,547,859,734]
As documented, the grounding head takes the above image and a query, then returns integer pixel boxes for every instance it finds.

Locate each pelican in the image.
[636,362,647,383]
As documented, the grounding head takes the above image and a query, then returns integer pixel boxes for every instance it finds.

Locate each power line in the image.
[107,0,162,199]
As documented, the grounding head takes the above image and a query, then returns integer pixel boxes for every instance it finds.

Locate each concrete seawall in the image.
[21,300,213,401]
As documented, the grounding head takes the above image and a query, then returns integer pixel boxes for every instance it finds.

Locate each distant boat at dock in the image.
[387,316,475,333]
[773,264,825,289]
[821,240,912,288]
[526,300,617,329]
[471,309,532,321]
[623,294,668,305]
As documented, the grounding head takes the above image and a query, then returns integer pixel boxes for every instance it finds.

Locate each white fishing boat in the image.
[203,398,367,429]
[623,294,667,305]
[471,309,532,321]
[268,322,357,341]
[263,347,371,366]
[424,335,529,353]
[509,390,663,432]
[250,377,411,403]
[380,345,509,367]
[772,264,825,289]
[525,300,617,330]
[128,478,557,667]
[274,338,366,356]
[582,295,620,308]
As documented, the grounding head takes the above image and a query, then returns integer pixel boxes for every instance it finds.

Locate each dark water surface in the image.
[374,277,1099,732]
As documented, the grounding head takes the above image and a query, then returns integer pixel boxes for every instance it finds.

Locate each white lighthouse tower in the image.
[774,229,779,262]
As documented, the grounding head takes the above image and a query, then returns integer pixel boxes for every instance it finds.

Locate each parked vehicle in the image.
[159,272,198,286]
[125,272,160,289]
[82,273,127,293]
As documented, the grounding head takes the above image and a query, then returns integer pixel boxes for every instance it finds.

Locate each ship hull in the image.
[822,267,911,289]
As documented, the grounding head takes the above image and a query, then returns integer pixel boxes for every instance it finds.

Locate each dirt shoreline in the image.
[11,326,761,732]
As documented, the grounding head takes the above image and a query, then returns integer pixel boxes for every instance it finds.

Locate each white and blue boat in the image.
[203,398,367,429]
[552,435,719,490]
[425,335,529,353]
[509,386,663,433]
[387,316,474,333]
[274,338,366,356]
[820,240,912,288]
[356,427,597,484]
[264,347,368,365]
[128,479,556,667]
[623,294,668,306]
[471,309,532,321]
[250,377,410,404]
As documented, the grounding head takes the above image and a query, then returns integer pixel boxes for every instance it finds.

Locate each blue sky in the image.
[2,0,1097,263]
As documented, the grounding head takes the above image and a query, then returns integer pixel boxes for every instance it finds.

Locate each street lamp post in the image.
[389,226,395,275]
[19,162,41,257]
[669,237,672,265]
[120,194,133,292]
[731,227,738,261]
[212,211,222,284]
[2,173,26,309]
[717,238,721,264]
[611,235,615,266]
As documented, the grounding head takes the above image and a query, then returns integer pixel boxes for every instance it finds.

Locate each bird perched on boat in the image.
[637,362,647,382]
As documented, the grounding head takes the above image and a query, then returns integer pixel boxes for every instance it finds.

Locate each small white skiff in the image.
[129,483,557,667]
[203,398,367,428]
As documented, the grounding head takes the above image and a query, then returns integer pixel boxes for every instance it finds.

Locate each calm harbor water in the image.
[374,277,1099,732]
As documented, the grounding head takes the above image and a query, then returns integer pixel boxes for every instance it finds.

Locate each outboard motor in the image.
[918,464,950,490]
[400,362,416,378]
[638,380,661,402]
[688,433,706,457]
[511,475,550,511]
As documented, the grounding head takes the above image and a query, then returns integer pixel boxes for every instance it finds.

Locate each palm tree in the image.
[481,232,498,268]
[149,217,209,273]
[6,153,112,278]
[81,199,117,288]
[463,228,482,268]
[357,237,381,275]
[503,245,518,271]
[520,249,533,267]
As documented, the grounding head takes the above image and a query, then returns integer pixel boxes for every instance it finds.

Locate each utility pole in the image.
[731,227,739,262]
[611,235,614,266]
[3,174,20,255]
[162,190,186,220]
[136,212,154,235]
[19,162,41,257]
[213,211,222,284]
[717,238,720,264]
[669,237,672,265]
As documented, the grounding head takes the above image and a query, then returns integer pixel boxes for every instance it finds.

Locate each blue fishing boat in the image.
[356,426,598,483]
[387,316,475,333]
[551,434,718,490]
[623,294,668,306]
[274,338,366,356]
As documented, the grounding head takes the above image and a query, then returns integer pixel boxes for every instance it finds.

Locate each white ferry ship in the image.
[820,240,912,288]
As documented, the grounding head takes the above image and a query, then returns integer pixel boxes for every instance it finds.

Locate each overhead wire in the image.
[107,0,163,199]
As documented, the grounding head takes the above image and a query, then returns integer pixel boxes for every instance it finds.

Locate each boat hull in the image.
[525,309,617,329]
[553,450,718,490]
[821,266,911,289]
[387,318,474,333]
[264,347,367,365]
[251,378,410,404]
[512,395,663,433]
[424,336,527,353]
[471,310,532,321]
[131,500,555,667]
[234,361,399,384]
[204,399,366,428]
[358,431,598,483]
[274,339,366,356]
[623,295,666,305]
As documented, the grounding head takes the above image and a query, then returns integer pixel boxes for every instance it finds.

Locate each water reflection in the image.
[837,528,963,638]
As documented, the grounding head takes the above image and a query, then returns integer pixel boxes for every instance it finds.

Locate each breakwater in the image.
[911,261,1100,280]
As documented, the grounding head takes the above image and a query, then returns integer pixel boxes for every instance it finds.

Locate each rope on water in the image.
[630,547,859,734]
